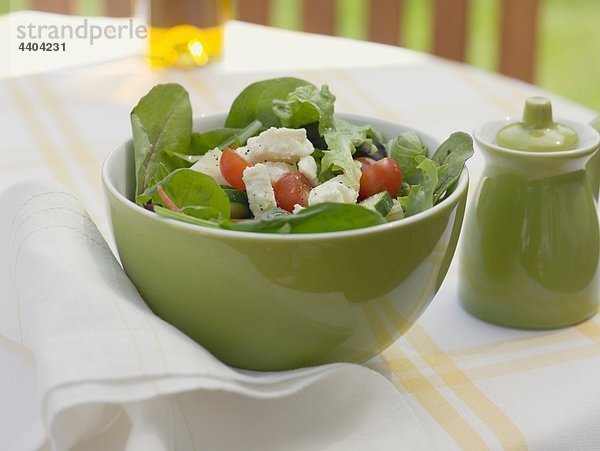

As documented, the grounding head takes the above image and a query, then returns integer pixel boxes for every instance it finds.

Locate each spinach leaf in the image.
[137,168,230,220]
[386,131,428,180]
[273,84,335,134]
[191,128,243,154]
[225,77,312,129]
[172,119,263,164]
[431,132,473,203]
[154,206,219,228]
[131,83,192,196]
[179,205,222,220]
[222,203,386,233]
[398,156,441,217]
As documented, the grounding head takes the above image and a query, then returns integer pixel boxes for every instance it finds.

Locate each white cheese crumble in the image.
[263,161,295,184]
[243,127,314,163]
[234,146,249,159]
[297,155,318,186]
[242,164,277,217]
[189,147,228,186]
[308,175,358,206]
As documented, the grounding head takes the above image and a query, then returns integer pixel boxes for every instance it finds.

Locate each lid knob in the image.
[496,97,579,151]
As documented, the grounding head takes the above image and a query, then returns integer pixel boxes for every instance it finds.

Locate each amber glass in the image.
[147,0,230,67]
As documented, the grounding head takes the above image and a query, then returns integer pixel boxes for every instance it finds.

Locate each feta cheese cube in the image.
[264,161,295,184]
[298,155,318,186]
[308,175,358,206]
[235,146,250,159]
[190,147,228,186]
[244,127,314,163]
[242,164,277,217]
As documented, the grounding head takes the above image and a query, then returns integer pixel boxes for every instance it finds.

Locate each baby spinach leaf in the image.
[225,77,312,129]
[222,203,386,234]
[190,128,242,154]
[131,83,192,196]
[387,131,428,180]
[273,84,335,134]
[154,206,219,228]
[179,205,221,220]
[137,168,230,220]
[171,119,264,164]
[431,132,473,203]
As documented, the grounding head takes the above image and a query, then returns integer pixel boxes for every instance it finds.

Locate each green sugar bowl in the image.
[459,98,600,329]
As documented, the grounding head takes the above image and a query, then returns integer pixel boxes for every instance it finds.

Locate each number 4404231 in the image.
[18,42,66,51]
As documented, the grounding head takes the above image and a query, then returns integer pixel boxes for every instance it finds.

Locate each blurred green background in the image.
[270,0,600,112]
[4,0,599,112]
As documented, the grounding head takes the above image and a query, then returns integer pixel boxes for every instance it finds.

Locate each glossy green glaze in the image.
[496,97,579,152]
[102,114,468,371]
[460,118,600,329]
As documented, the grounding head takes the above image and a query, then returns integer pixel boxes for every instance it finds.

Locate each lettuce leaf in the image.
[321,118,372,187]
[386,131,428,180]
[396,132,473,216]
[398,156,442,217]
[273,84,335,134]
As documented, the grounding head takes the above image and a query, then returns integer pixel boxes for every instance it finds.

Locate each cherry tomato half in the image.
[273,171,312,212]
[356,156,376,169]
[359,157,402,199]
[220,147,252,190]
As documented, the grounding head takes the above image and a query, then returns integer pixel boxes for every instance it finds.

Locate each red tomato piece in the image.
[220,147,252,190]
[273,171,312,212]
[359,157,402,199]
[356,157,376,170]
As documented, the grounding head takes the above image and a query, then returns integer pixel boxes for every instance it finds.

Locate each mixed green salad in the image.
[131,77,473,233]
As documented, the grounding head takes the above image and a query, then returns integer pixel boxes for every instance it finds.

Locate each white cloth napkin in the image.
[0,180,430,451]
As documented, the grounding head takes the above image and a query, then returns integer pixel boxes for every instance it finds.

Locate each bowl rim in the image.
[102,113,469,241]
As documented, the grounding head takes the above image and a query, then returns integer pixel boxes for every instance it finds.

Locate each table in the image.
[1,18,599,450]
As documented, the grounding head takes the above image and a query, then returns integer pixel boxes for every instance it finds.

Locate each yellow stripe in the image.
[576,321,600,345]
[405,322,528,450]
[465,343,600,382]
[447,326,593,362]
[395,317,600,379]
[29,76,103,202]
[4,79,82,198]
[399,317,600,374]
[389,342,600,390]
[364,304,489,449]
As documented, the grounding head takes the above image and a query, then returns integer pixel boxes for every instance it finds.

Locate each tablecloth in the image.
[2,18,600,450]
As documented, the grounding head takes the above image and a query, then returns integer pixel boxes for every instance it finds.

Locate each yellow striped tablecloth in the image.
[1,20,599,450]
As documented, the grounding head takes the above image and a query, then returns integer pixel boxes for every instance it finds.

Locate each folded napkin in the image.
[0,180,430,451]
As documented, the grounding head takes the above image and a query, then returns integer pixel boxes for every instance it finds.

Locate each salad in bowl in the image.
[131,77,473,233]
[102,77,472,370]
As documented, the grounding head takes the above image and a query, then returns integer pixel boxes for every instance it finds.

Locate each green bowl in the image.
[102,114,468,371]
